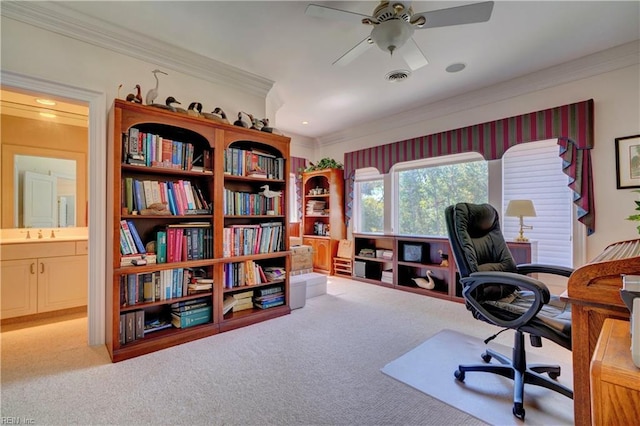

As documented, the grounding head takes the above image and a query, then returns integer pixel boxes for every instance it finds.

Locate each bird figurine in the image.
[126,84,143,103]
[245,112,264,131]
[212,107,230,124]
[412,270,436,290]
[233,111,249,128]
[145,69,167,105]
[259,185,282,198]
[166,97,186,114]
[187,102,202,117]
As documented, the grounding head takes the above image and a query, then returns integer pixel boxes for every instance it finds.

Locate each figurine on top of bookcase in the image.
[145,68,168,105]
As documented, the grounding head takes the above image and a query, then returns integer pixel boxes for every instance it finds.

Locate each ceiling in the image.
[11,1,640,141]
[0,89,88,128]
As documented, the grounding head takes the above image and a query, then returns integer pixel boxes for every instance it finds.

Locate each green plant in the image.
[626,189,640,233]
[303,157,343,172]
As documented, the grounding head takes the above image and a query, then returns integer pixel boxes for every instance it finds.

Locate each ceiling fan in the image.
[305,1,494,71]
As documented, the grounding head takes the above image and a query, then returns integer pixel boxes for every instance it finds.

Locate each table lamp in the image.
[506,199,536,242]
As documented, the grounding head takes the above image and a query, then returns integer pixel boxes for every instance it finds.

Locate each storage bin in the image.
[289,277,307,309]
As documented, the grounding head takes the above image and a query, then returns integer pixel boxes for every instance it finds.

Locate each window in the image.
[503,140,573,267]
[354,168,384,233]
[394,153,488,236]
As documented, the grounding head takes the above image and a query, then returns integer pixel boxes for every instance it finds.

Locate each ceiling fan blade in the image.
[400,38,429,71]
[413,1,494,29]
[305,4,371,24]
[333,37,373,67]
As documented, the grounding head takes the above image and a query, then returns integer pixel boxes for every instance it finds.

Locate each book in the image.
[171,306,211,328]
[254,298,284,309]
[126,220,147,254]
[156,230,167,263]
[120,253,157,267]
[223,295,237,315]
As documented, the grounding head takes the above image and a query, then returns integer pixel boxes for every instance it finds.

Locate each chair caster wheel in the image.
[454,370,465,382]
[481,352,492,363]
[513,403,525,420]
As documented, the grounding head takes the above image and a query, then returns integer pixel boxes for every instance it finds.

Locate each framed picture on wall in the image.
[615,134,640,189]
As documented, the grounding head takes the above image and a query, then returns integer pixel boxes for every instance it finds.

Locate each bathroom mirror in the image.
[15,155,77,228]
[1,145,87,229]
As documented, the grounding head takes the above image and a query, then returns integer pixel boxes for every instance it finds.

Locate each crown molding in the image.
[1,1,274,98]
[317,40,640,146]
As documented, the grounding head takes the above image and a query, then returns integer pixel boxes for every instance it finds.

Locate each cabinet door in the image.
[1,259,38,319]
[313,239,331,272]
[37,255,88,313]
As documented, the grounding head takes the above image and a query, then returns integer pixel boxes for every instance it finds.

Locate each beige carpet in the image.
[381,329,574,426]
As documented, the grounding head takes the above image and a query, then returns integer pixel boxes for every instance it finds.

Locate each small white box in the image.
[289,278,307,309]
[290,272,327,299]
[305,273,327,298]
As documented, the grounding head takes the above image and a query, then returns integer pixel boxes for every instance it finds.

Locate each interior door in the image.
[23,170,57,227]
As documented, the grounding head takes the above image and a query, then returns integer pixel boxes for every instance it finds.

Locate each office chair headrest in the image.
[459,203,499,238]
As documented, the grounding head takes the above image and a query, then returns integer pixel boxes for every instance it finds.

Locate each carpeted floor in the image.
[382,329,574,425]
[1,277,572,425]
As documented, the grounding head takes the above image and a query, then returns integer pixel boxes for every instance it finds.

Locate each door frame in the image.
[2,70,107,346]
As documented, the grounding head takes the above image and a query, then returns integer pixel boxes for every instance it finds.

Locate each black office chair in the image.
[444,203,573,420]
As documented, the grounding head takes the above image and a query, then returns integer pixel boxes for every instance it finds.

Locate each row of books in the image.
[222,290,254,315]
[171,298,212,329]
[119,310,145,344]
[223,147,285,180]
[120,219,146,255]
[223,188,282,216]
[157,223,213,263]
[222,222,284,257]
[223,260,270,289]
[254,285,285,309]
[124,177,210,215]
[124,128,204,171]
[120,267,198,306]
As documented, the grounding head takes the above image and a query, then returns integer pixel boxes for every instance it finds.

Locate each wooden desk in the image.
[590,318,640,425]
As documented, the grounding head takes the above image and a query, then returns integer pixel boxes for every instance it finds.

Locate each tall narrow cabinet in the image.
[301,168,345,274]
[107,99,291,362]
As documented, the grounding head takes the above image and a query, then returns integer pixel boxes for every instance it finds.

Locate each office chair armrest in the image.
[462,271,550,329]
[516,263,574,277]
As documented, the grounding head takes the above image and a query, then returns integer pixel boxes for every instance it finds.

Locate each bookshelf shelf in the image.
[106,99,291,362]
[352,233,533,303]
[301,168,346,274]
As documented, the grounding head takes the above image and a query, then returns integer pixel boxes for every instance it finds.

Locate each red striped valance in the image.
[344,99,595,234]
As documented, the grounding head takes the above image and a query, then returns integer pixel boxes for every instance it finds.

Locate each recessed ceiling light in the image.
[39,112,57,118]
[36,98,57,106]
[302,121,309,125]
[446,63,466,73]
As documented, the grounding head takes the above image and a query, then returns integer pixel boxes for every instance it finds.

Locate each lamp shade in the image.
[506,199,537,218]
[370,19,415,55]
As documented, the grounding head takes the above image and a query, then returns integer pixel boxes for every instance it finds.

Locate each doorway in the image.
[1,71,107,346]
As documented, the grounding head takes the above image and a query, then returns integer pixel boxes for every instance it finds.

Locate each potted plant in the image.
[626,189,640,234]
[303,157,343,173]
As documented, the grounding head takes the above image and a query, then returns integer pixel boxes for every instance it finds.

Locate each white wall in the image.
[1,18,265,121]
[318,64,640,262]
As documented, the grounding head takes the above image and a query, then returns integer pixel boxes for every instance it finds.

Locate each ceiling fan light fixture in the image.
[370,19,415,55]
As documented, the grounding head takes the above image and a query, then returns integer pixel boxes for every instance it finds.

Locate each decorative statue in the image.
[187,102,203,117]
[259,185,282,198]
[126,84,143,104]
[233,111,250,128]
[145,69,168,105]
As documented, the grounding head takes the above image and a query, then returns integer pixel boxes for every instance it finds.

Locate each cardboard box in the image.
[291,245,313,272]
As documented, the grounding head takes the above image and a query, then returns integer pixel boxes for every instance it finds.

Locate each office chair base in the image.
[453,331,573,420]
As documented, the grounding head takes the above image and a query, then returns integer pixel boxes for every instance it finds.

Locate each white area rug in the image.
[381,329,574,426]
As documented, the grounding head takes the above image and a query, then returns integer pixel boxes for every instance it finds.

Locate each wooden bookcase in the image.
[352,233,534,302]
[301,168,345,274]
[106,99,291,362]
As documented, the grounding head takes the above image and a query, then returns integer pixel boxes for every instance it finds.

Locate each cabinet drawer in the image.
[76,241,88,255]
[1,241,76,260]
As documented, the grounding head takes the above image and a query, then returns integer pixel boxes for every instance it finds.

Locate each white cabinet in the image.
[1,241,87,319]
[1,259,38,318]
